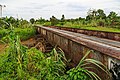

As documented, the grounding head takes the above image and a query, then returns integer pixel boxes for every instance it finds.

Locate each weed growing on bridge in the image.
[0,26,110,80]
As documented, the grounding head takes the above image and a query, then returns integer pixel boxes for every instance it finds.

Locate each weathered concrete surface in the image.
[48,26,120,41]
[37,26,120,80]
[39,26,120,59]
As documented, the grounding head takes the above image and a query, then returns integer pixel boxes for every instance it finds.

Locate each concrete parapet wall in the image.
[37,26,120,80]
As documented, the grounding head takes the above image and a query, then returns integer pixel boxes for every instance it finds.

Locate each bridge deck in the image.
[61,30,120,48]
[39,26,120,59]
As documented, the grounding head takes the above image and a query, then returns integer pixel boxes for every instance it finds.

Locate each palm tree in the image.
[97,9,106,19]
[107,11,118,26]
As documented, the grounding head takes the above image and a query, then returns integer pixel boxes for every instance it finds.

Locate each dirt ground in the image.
[21,37,36,47]
[0,37,36,53]
[0,35,53,53]
[0,44,7,53]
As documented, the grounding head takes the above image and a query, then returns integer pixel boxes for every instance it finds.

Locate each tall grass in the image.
[0,25,111,80]
[0,27,36,43]
[0,26,66,79]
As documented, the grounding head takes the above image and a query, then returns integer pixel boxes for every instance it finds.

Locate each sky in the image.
[0,0,120,20]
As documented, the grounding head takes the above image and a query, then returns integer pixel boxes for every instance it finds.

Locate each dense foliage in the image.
[0,17,36,41]
[0,17,31,29]
[0,28,36,41]
[0,27,66,80]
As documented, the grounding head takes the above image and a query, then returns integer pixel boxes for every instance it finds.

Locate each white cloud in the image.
[0,0,120,20]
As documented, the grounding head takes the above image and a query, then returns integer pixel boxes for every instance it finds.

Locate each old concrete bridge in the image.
[36,25,120,79]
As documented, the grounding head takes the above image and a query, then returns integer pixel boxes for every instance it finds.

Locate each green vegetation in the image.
[0,26,65,79]
[59,26,120,33]
[0,10,112,80]
[0,28,36,41]
[0,16,36,42]
[30,18,35,24]
[0,26,110,80]
[66,50,110,80]
[34,9,120,32]
[79,27,120,33]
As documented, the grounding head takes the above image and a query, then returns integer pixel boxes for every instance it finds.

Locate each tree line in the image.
[31,9,120,28]
[0,9,119,29]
